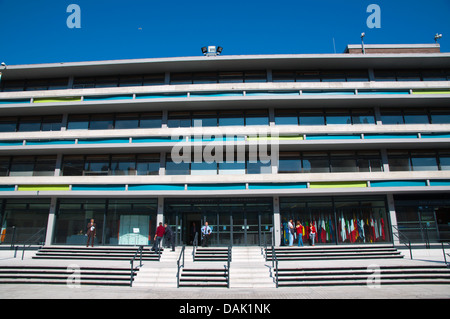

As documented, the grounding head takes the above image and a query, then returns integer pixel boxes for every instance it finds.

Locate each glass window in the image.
[95,76,118,88]
[439,151,450,171]
[321,71,346,82]
[218,161,245,175]
[140,112,162,128]
[0,157,10,176]
[18,117,41,132]
[47,78,68,90]
[357,152,383,172]
[33,156,56,176]
[410,152,438,171]
[326,110,351,125]
[218,71,244,83]
[84,155,110,176]
[114,114,139,130]
[330,152,357,172]
[396,70,421,81]
[295,71,320,82]
[119,75,143,87]
[275,110,298,125]
[422,70,447,81]
[346,70,369,82]
[0,117,17,132]
[299,110,324,126]
[403,109,429,124]
[26,80,49,91]
[62,156,84,176]
[111,155,136,175]
[170,73,192,85]
[352,109,375,124]
[89,114,114,130]
[388,152,411,171]
[272,71,295,82]
[244,71,266,83]
[278,152,301,173]
[218,111,244,126]
[67,114,89,130]
[193,72,218,84]
[2,80,25,92]
[136,154,160,175]
[9,156,35,176]
[143,74,165,86]
[41,116,62,131]
[374,70,397,81]
[191,162,217,175]
[245,110,269,126]
[166,157,190,175]
[168,112,191,128]
[72,77,95,89]
[192,111,217,127]
[381,109,404,125]
[430,109,450,124]
[302,152,330,173]
[247,158,271,174]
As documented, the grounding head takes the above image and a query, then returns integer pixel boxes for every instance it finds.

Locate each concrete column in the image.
[273,196,281,247]
[157,196,164,225]
[387,193,400,245]
[44,197,58,246]
[381,149,390,172]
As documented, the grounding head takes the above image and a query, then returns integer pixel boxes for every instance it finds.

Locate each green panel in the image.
[412,90,450,95]
[309,181,367,189]
[33,97,82,103]
[18,185,70,191]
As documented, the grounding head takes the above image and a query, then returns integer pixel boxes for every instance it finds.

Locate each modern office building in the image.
[0,43,449,247]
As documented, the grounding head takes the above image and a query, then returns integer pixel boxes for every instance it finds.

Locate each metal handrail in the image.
[192,232,198,262]
[392,225,413,260]
[17,227,46,260]
[226,245,231,288]
[129,245,144,287]
[442,242,450,266]
[177,245,186,288]
[271,245,279,288]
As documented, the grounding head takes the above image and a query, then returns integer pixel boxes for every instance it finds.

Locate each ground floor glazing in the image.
[0,193,449,246]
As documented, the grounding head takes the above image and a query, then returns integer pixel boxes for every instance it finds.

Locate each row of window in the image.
[1,150,448,177]
[1,107,449,133]
[2,69,450,92]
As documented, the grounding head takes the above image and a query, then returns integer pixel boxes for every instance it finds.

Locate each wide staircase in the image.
[0,265,137,286]
[266,244,450,287]
[32,245,162,261]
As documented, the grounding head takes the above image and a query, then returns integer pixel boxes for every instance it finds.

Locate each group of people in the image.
[286,219,317,247]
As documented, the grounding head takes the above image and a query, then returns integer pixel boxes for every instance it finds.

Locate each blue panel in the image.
[26,140,75,145]
[364,134,418,139]
[358,90,410,95]
[370,180,427,187]
[306,135,361,140]
[0,185,15,191]
[187,184,246,191]
[190,136,246,142]
[302,91,355,95]
[421,134,450,139]
[136,93,187,99]
[72,185,126,191]
[0,141,23,146]
[0,99,30,104]
[78,138,129,144]
[132,137,183,143]
[246,91,299,96]
[128,184,185,191]
[84,95,133,101]
[248,183,307,190]
[190,92,243,97]
[429,180,450,186]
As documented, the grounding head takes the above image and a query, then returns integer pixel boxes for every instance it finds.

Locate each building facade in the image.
[0,43,449,247]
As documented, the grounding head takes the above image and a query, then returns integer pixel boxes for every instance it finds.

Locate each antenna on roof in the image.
[434,33,443,43]
[361,33,366,54]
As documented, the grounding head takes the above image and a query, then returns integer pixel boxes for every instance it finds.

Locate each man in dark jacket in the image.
[164,223,175,252]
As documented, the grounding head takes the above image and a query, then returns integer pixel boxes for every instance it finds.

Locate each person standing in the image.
[288,219,294,246]
[201,222,212,247]
[296,221,304,247]
[164,223,175,252]
[86,219,96,247]
[152,222,165,253]
[310,222,317,246]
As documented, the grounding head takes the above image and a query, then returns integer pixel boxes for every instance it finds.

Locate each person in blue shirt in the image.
[201,222,212,247]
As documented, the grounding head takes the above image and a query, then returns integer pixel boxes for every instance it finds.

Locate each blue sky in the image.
[0,0,449,65]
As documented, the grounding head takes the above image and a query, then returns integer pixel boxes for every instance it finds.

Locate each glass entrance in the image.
[164,198,273,246]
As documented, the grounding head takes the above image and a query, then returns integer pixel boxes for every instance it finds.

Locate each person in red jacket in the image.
[296,221,304,247]
[310,222,317,246]
[152,222,165,253]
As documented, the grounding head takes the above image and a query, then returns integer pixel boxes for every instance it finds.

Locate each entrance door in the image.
[118,215,149,245]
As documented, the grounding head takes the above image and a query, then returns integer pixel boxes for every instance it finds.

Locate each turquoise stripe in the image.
[84,95,133,101]
[0,185,15,191]
[0,141,23,146]
[190,92,243,97]
[365,134,418,139]
[303,91,355,95]
[190,136,245,142]
[0,99,30,104]
[429,180,450,186]
[132,137,183,143]
[128,184,185,191]
[248,183,307,190]
[136,93,187,99]
[26,140,75,145]
[72,185,126,191]
[371,180,427,187]
[246,91,299,96]
[78,138,129,144]
[358,90,410,95]
[187,184,246,191]
[306,135,361,140]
